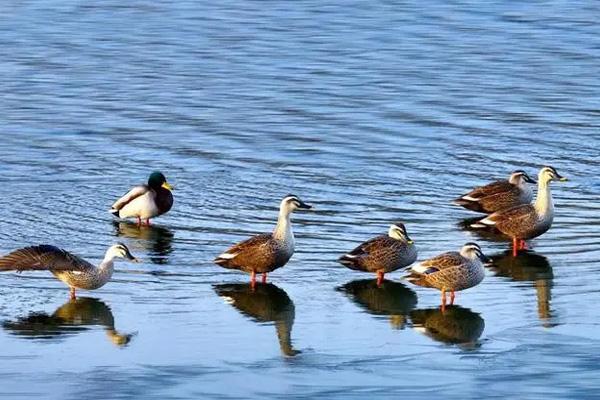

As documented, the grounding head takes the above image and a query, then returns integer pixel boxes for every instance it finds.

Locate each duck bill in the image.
[480,255,493,265]
[162,182,174,190]
[558,175,568,182]
[297,200,312,210]
[125,249,141,262]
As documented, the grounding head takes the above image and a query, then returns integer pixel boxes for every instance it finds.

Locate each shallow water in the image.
[1,1,599,399]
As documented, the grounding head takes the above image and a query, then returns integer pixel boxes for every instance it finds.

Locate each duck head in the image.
[280,194,312,214]
[539,166,567,184]
[388,222,414,244]
[105,243,141,263]
[509,170,536,185]
[148,171,173,191]
[460,242,492,264]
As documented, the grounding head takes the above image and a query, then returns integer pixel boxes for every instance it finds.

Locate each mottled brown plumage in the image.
[340,236,416,273]
[0,245,94,273]
[406,243,488,307]
[214,195,312,284]
[454,170,535,214]
[338,223,417,285]
[214,234,291,274]
[472,167,568,247]
[0,243,139,298]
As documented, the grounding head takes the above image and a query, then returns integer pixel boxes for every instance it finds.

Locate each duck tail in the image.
[402,271,429,287]
[453,198,485,213]
[338,254,359,270]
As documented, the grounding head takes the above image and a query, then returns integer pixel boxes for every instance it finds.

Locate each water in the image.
[0,1,599,399]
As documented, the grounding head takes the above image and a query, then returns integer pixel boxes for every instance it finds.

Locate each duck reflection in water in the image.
[214,283,299,357]
[490,250,555,327]
[2,297,134,347]
[113,220,174,264]
[410,306,484,349]
[337,279,417,329]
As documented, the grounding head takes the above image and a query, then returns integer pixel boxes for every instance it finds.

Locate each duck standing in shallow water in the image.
[454,170,536,214]
[338,222,417,286]
[214,195,312,287]
[110,171,174,226]
[406,243,489,310]
[0,243,140,299]
[471,166,567,256]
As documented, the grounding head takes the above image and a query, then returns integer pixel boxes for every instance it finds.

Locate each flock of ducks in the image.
[0,166,566,311]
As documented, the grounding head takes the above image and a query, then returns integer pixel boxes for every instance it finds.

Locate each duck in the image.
[470,166,567,256]
[454,170,536,214]
[406,243,490,310]
[110,171,174,226]
[214,194,312,287]
[0,243,140,299]
[338,222,417,285]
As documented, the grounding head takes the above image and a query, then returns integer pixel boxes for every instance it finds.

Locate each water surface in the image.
[0,1,599,399]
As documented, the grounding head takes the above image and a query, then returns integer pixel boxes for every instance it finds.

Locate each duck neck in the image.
[99,252,117,275]
[534,179,553,215]
[273,208,293,242]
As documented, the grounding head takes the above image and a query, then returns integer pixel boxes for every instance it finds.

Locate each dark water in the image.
[1,1,599,399]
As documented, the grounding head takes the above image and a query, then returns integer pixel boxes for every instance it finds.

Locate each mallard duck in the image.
[3,297,134,347]
[471,166,567,256]
[110,171,174,226]
[338,222,417,285]
[214,195,312,287]
[454,170,536,214]
[0,243,140,299]
[337,279,417,329]
[214,283,299,356]
[406,243,489,309]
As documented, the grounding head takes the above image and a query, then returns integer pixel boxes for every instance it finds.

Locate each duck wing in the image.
[214,234,276,270]
[0,245,95,272]
[338,236,390,270]
[110,185,150,213]
[463,180,513,201]
[412,252,465,274]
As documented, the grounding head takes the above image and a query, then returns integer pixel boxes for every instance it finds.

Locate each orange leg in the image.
[250,271,256,289]
[376,271,384,286]
[512,237,519,257]
[441,289,447,312]
[450,291,455,305]
[261,272,267,284]
[69,287,76,300]
[519,240,528,250]
[145,218,151,226]
[137,217,142,226]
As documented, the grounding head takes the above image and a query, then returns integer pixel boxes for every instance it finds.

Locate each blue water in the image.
[0,1,599,399]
